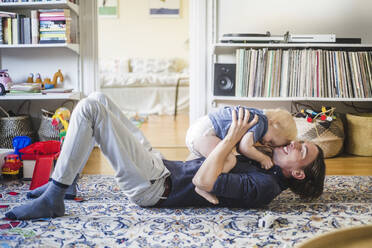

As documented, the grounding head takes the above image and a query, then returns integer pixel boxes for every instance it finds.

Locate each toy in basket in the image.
[294,106,344,158]
[51,107,70,144]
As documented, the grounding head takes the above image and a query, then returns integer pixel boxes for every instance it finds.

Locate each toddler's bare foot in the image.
[195,187,219,205]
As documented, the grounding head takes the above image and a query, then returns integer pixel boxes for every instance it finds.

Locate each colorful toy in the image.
[43,70,64,89]
[2,154,22,176]
[300,106,335,123]
[35,73,42,84]
[19,141,61,190]
[19,140,61,156]
[27,73,34,83]
[0,69,12,95]
[28,70,64,90]
[52,107,70,143]
[12,136,32,155]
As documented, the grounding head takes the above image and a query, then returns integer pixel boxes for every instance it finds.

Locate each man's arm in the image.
[192,108,258,192]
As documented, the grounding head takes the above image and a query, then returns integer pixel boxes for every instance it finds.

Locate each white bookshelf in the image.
[0,43,79,54]
[0,1,79,15]
[0,91,80,100]
[212,42,372,104]
[0,0,81,101]
[213,43,372,54]
[213,96,372,102]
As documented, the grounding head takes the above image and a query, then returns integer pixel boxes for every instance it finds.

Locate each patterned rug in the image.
[0,175,371,247]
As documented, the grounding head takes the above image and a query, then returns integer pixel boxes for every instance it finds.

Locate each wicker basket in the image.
[0,105,35,149]
[37,109,60,141]
[346,113,372,156]
[295,117,344,158]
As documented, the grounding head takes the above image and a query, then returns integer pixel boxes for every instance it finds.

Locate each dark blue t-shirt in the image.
[208,106,268,144]
[159,156,288,208]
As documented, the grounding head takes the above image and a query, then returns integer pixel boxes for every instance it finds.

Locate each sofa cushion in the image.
[130,58,176,73]
[100,58,130,74]
[100,72,189,88]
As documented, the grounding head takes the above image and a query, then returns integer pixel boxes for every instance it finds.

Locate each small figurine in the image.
[43,70,64,89]
[28,70,64,90]
[35,73,42,84]
[27,73,34,83]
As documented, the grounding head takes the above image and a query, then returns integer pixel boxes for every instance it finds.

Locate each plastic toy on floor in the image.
[1,154,22,177]
[19,140,61,190]
[1,136,31,179]
[19,140,61,155]
[129,113,148,128]
[12,136,32,155]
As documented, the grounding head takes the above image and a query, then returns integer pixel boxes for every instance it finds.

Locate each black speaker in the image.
[214,63,236,96]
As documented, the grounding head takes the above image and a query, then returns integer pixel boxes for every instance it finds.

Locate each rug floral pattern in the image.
[0,175,371,247]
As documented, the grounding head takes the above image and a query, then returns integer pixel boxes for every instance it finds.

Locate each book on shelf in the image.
[38,9,71,43]
[41,88,72,93]
[0,11,16,18]
[10,83,41,93]
[30,10,38,44]
[0,8,74,45]
[234,48,372,99]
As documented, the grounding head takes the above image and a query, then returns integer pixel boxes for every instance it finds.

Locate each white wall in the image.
[98,0,189,65]
[217,0,372,42]
[189,0,372,122]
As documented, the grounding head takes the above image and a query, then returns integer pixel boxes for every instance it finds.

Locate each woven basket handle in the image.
[40,108,55,118]
[16,100,31,115]
[0,106,10,118]
[61,99,75,111]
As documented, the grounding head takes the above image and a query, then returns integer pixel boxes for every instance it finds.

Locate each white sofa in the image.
[99,58,189,115]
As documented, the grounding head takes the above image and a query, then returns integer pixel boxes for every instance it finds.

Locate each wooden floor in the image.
[83,114,372,176]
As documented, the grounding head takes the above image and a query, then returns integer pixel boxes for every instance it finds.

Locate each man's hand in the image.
[225,107,258,145]
[192,107,259,192]
[260,155,274,170]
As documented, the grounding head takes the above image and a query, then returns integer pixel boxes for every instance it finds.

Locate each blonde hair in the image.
[264,108,297,141]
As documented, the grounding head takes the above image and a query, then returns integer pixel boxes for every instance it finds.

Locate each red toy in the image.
[19,140,61,155]
[1,154,22,175]
[19,141,61,190]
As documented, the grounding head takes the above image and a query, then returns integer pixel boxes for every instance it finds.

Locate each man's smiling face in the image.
[273,141,319,171]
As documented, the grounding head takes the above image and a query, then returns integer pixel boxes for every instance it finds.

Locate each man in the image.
[5,93,325,220]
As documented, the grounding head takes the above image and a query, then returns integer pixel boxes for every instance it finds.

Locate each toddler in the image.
[186,106,297,204]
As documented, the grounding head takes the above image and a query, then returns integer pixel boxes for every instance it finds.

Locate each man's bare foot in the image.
[195,187,219,205]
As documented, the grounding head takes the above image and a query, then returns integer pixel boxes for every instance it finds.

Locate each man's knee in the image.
[88,92,108,105]
[74,98,101,121]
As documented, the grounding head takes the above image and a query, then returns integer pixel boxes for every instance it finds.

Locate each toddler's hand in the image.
[195,187,219,205]
[260,155,274,170]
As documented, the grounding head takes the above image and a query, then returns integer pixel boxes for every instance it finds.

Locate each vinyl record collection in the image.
[235,48,372,98]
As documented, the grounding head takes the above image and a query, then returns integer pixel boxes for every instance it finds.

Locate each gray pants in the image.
[52,92,170,206]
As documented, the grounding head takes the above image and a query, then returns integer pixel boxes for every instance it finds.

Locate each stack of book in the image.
[39,9,71,44]
[235,48,372,99]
